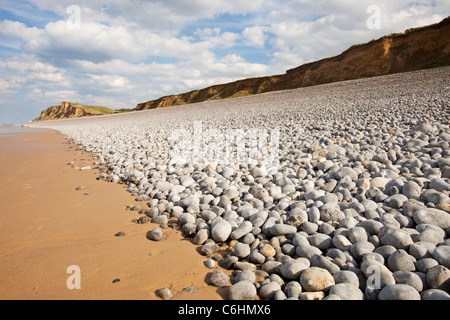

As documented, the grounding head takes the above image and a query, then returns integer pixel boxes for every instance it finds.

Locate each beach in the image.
[2,67,449,301]
[0,128,228,299]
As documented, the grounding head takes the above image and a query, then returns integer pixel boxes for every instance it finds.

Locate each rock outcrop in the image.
[135,16,450,111]
[34,102,117,121]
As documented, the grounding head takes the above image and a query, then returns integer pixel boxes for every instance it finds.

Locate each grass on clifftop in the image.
[81,105,118,115]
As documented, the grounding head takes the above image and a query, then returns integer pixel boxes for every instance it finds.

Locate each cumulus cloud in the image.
[0,54,70,91]
[26,0,266,31]
[242,26,267,48]
[195,28,241,48]
[26,88,79,103]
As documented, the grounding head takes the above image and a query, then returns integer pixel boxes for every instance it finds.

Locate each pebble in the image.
[413,208,450,229]
[201,242,219,256]
[430,178,450,192]
[361,259,395,289]
[310,254,340,274]
[332,235,353,251]
[193,228,210,245]
[211,219,232,242]
[427,265,450,291]
[299,291,325,300]
[393,271,424,292]
[370,177,390,189]
[209,270,230,287]
[415,258,438,273]
[299,267,335,292]
[333,270,360,287]
[308,233,332,250]
[259,282,281,300]
[329,283,364,300]
[204,258,216,269]
[230,221,253,240]
[386,249,416,272]
[183,286,197,293]
[296,244,322,259]
[421,289,450,300]
[269,224,297,236]
[260,244,276,257]
[154,287,173,300]
[114,231,125,237]
[280,259,309,280]
[229,280,257,300]
[234,243,251,259]
[433,245,450,268]
[378,284,421,300]
[380,229,413,250]
[402,181,422,199]
[234,270,256,283]
[147,228,163,241]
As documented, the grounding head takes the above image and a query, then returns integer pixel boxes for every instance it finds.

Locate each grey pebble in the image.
[155,287,173,300]
[378,284,421,300]
[229,280,257,300]
[147,227,163,241]
[433,245,450,268]
[204,258,216,269]
[329,283,364,300]
[209,269,230,287]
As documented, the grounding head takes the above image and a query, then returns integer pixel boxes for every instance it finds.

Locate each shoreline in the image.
[0,128,229,300]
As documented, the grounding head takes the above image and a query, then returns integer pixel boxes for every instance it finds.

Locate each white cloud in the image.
[27,0,266,31]
[0,20,43,41]
[0,78,13,94]
[25,88,80,104]
[86,74,135,92]
[195,28,241,48]
[0,54,70,91]
[242,26,267,48]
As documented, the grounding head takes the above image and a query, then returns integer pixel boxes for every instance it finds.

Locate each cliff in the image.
[135,16,450,111]
[33,102,117,121]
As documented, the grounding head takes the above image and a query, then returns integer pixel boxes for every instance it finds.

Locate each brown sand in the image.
[0,129,230,300]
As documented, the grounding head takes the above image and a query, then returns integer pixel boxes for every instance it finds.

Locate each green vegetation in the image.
[81,104,118,115]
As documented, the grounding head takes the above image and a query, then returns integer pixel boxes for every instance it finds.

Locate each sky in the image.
[0,0,449,124]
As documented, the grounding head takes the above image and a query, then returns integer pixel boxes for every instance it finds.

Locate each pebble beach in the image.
[25,66,450,300]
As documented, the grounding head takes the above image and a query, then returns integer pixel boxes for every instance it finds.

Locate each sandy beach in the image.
[0,128,229,300]
[2,67,449,301]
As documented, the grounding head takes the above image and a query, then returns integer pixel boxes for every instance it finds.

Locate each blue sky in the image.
[0,0,449,124]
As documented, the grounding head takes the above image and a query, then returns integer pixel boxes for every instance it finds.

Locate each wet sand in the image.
[0,129,229,300]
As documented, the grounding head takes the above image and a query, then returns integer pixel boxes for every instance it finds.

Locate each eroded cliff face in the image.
[135,76,281,110]
[33,102,89,121]
[271,18,450,91]
[33,102,116,121]
[135,16,450,111]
